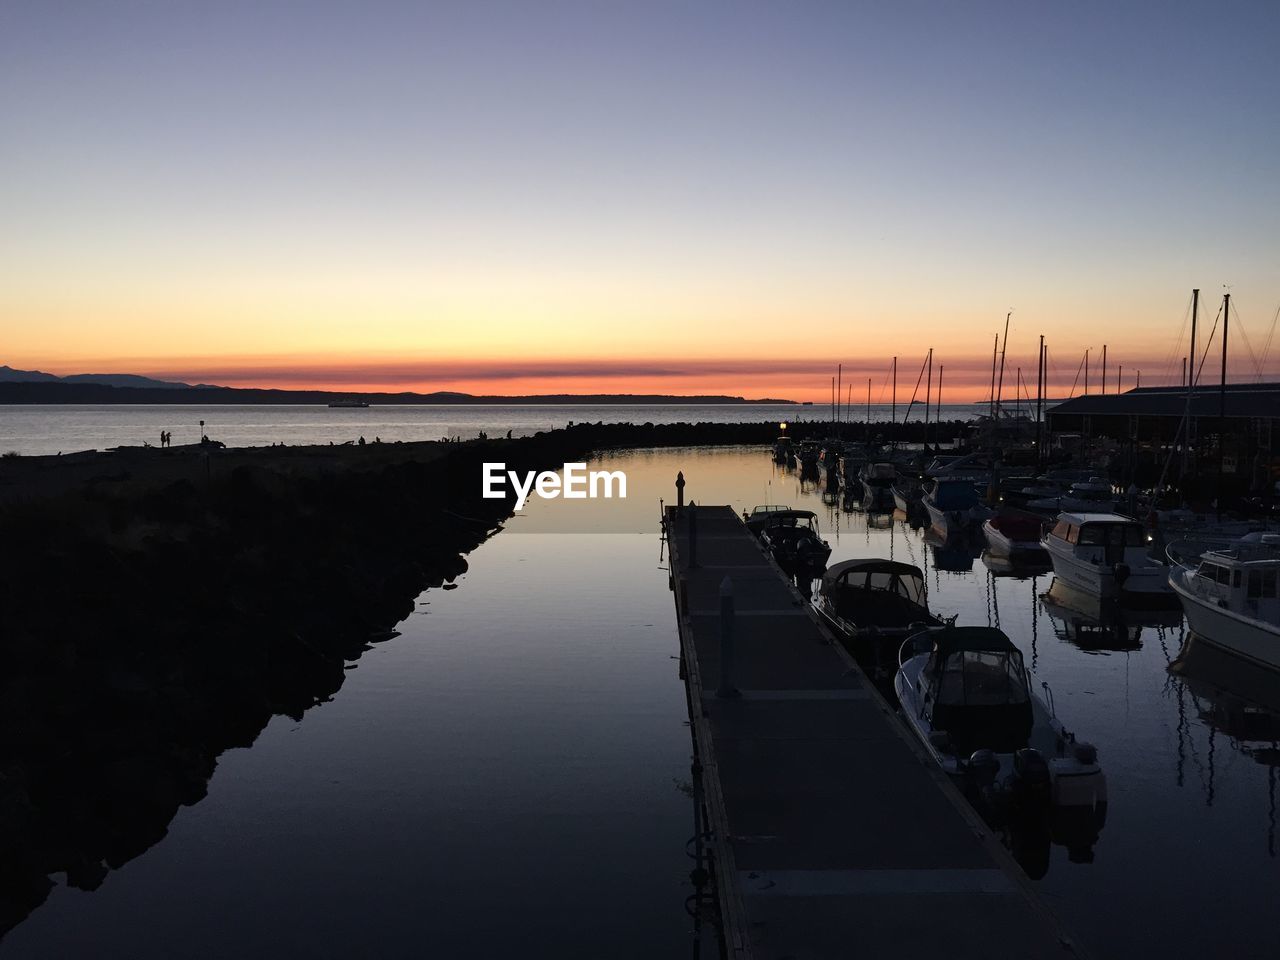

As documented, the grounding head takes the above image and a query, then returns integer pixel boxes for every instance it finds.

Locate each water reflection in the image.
[1041,580,1184,655]
[1169,636,1280,856]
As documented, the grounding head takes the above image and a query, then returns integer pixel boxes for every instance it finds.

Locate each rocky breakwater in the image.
[0,431,599,939]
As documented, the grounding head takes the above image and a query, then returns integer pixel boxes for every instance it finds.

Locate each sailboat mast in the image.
[925,348,933,448]
[1182,288,1199,477]
[1036,335,1044,470]
[994,311,1011,425]
[988,335,998,420]
[891,356,897,444]
[936,364,943,448]
[837,364,842,434]
[1102,344,1108,396]
[1217,292,1231,517]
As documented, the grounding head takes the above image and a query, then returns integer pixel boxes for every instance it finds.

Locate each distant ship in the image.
[328,398,370,408]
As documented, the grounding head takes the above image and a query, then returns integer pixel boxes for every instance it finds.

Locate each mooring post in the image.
[716,575,740,699]
[675,471,686,515]
[688,502,698,569]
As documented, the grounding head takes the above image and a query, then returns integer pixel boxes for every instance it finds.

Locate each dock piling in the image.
[675,471,686,515]
[716,575,740,699]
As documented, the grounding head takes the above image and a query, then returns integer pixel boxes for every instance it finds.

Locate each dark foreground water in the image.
[4,446,1278,959]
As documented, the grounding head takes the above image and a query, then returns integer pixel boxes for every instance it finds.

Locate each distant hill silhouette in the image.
[0,365,205,390]
[0,379,794,405]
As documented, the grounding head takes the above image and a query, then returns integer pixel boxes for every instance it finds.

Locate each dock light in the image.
[779,422,788,431]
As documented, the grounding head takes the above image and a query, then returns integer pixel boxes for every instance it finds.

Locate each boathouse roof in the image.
[1047,382,1280,422]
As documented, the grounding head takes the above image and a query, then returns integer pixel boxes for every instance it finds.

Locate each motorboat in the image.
[859,461,896,509]
[922,477,988,537]
[1169,535,1280,669]
[1041,512,1171,600]
[1026,479,1115,515]
[796,441,821,476]
[895,625,1107,828]
[758,509,831,573]
[892,476,923,513]
[743,504,793,536]
[813,559,941,671]
[982,510,1048,561]
[772,435,794,464]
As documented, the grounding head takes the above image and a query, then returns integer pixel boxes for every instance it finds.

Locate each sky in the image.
[2,0,1277,400]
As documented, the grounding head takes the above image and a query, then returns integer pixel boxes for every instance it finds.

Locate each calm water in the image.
[0,403,983,456]
[4,447,1277,958]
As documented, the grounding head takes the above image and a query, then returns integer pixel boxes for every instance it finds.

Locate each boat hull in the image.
[1171,572,1280,670]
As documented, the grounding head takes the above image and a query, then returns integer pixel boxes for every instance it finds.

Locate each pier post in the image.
[675,471,686,515]
[688,503,698,568]
[716,575,740,699]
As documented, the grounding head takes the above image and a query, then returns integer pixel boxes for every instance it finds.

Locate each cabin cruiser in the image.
[859,461,896,509]
[743,504,793,536]
[1169,535,1280,669]
[1026,479,1115,515]
[1041,512,1170,599]
[813,559,940,671]
[922,477,989,537]
[982,510,1048,561]
[758,509,831,573]
[895,625,1107,829]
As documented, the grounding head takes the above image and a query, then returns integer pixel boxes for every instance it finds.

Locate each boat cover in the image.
[821,559,925,606]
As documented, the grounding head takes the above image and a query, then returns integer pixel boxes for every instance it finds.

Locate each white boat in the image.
[1169,535,1280,670]
[982,511,1048,561]
[895,625,1107,819]
[1041,512,1170,599]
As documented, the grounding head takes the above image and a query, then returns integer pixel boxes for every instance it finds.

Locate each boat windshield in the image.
[1078,524,1145,547]
[933,649,1030,707]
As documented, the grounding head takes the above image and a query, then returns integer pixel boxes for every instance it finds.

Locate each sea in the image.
[0,402,985,457]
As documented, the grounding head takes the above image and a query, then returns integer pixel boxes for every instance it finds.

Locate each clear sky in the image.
[2,0,1277,400]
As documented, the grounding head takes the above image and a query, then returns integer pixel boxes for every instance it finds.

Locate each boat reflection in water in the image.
[923,526,981,573]
[1168,635,1280,855]
[1041,579,1184,654]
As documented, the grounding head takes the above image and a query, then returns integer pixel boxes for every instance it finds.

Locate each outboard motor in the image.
[965,748,1006,824]
[1010,747,1052,818]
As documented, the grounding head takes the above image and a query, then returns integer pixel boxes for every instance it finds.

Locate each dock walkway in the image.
[666,504,1083,960]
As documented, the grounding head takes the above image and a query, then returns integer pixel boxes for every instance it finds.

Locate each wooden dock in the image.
[666,504,1085,960]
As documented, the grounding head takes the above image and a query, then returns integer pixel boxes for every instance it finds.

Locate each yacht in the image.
[1041,512,1170,599]
[771,436,794,464]
[1169,535,1280,669]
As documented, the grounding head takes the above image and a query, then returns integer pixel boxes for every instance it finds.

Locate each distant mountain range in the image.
[0,365,215,390]
[0,366,794,405]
